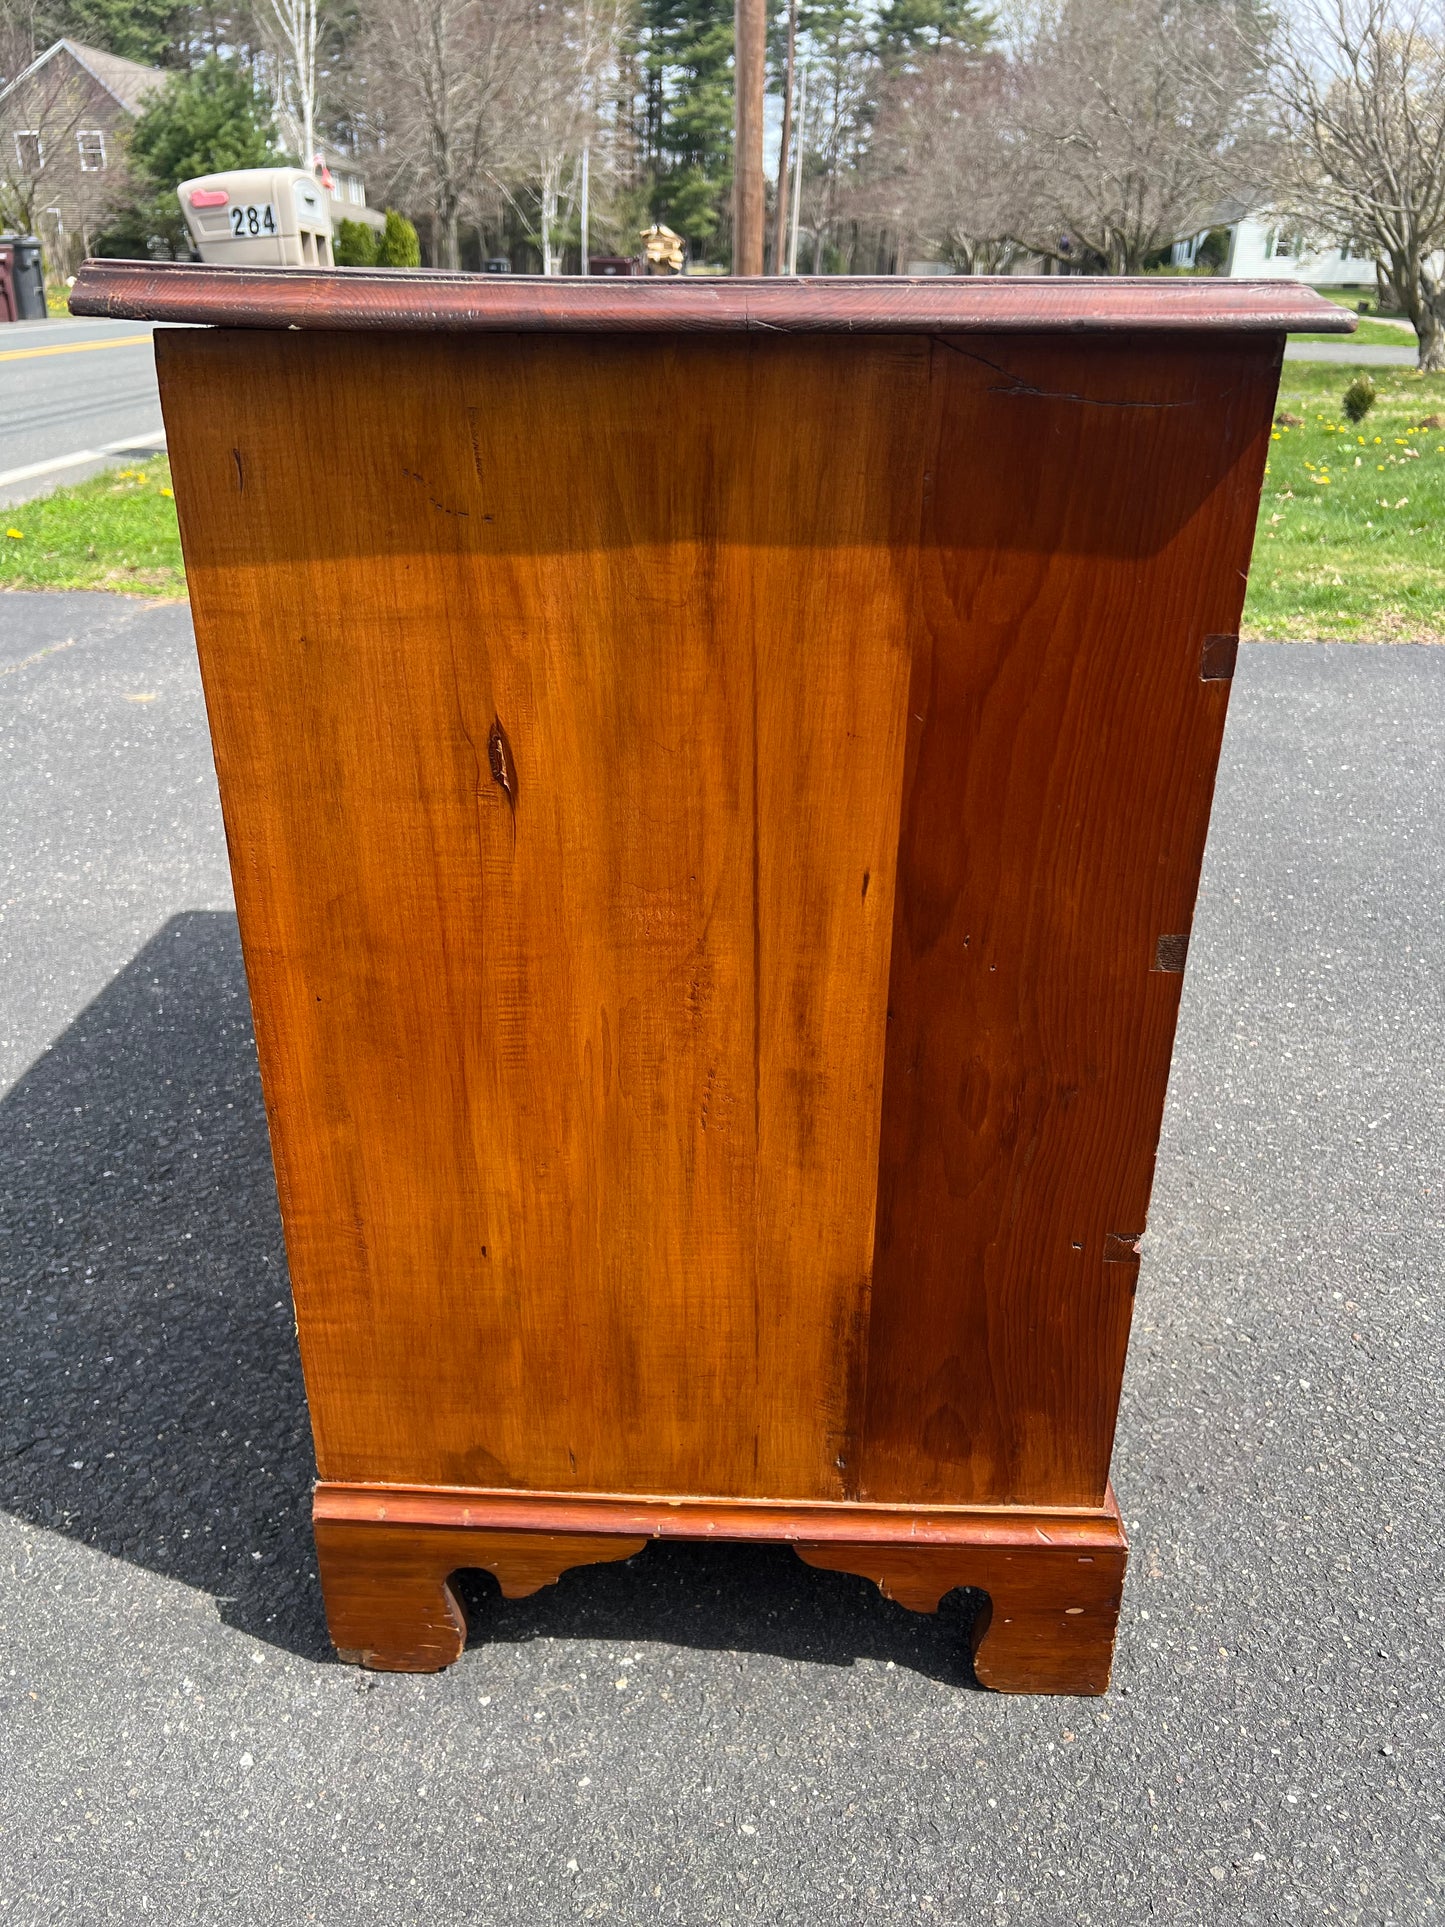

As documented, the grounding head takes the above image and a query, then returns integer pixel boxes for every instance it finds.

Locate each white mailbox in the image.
[177,168,333,267]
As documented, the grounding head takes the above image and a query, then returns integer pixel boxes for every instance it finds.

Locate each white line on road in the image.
[0,431,167,490]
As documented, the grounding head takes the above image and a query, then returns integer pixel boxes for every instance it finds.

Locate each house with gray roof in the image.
[0,37,165,272]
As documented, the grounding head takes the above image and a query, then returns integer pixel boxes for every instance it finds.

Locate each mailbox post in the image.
[70,262,1353,1692]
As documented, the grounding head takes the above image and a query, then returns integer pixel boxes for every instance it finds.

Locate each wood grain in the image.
[315,1479,1125,1688]
[159,325,919,1501]
[71,258,1354,334]
[859,333,1279,1508]
[313,1478,1124,1545]
[795,1538,1126,1693]
[143,301,1290,1690]
[313,1516,647,1670]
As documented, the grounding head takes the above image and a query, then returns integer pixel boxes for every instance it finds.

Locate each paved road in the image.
[1284,339,1416,365]
[0,317,164,507]
[0,592,1441,1924]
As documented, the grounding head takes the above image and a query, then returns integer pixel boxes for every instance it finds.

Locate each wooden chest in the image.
[72,264,1348,1691]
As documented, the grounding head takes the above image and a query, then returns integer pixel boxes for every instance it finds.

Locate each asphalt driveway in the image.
[0,590,1440,1925]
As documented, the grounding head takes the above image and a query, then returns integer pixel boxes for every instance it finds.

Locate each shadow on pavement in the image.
[0,911,983,1684]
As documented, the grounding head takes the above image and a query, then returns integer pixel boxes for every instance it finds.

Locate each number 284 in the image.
[230,204,277,237]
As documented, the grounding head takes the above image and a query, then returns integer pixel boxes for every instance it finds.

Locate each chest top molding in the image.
[70,260,1355,337]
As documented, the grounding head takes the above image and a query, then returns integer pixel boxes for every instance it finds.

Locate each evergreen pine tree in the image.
[42,0,181,67]
[639,0,736,257]
[128,57,281,191]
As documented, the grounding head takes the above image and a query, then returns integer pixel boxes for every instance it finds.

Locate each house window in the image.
[15,131,43,172]
[77,130,106,171]
[347,177,364,205]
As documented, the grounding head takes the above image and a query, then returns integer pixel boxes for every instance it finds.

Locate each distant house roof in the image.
[315,142,363,175]
[0,37,163,115]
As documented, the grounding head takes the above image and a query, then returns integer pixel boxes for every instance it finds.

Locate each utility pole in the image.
[580,141,590,275]
[733,0,766,273]
[771,0,799,275]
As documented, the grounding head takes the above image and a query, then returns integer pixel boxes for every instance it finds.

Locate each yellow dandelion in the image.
[160,486,173,498]
[5,527,23,540]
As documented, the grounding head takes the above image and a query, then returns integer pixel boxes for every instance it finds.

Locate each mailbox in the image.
[177,169,332,267]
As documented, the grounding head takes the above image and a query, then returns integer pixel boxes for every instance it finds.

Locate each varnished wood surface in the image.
[314,1482,1126,1689]
[153,311,1288,1687]
[162,326,918,1501]
[313,1478,1124,1545]
[71,258,1354,334]
[795,1539,1126,1693]
[858,332,1281,1507]
[159,325,1273,1516]
[314,1517,648,1670]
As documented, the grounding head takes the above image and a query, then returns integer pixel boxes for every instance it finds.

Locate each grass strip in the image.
[1244,363,1445,642]
[1,455,185,596]
[2,374,1442,643]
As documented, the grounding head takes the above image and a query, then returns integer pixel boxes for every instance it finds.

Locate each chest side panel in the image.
[859,332,1278,1507]
[157,326,923,1500]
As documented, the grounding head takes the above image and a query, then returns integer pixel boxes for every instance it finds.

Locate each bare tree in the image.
[353,0,522,269]
[0,0,40,90]
[771,0,798,273]
[1009,0,1273,273]
[795,3,875,272]
[1274,0,1445,369]
[851,0,1269,275]
[263,0,323,165]
[862,49,1028,272]
[494,0,626,273]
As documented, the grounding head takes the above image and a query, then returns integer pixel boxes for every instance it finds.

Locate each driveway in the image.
[0,591,1440,1924]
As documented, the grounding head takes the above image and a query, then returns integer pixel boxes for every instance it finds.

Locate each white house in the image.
[1172,211,1377,286]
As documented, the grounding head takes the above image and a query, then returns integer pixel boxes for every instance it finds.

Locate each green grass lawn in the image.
[1244,362,1445,641]
[1,455,185,596]
[3,376,1443,642]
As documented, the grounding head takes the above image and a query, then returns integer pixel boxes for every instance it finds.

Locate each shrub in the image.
[1342,373,1377,423]
[333,218,380,266]
[374,209,421,268]
[97,57,282,261]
